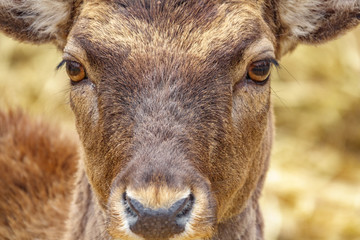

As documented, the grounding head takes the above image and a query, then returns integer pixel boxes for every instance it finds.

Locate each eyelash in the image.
[56,60,67,70]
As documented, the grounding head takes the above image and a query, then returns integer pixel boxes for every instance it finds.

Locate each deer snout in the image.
[123,192,194,239]
[108,171,217,239]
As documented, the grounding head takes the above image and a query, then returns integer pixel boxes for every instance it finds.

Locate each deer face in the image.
[1,0,358,239]
[63,1,276,238]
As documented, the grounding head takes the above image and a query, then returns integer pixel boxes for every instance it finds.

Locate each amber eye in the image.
[247,60,271,83]
[65,61,86,82]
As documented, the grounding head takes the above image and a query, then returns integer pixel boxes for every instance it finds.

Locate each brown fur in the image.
[0,1,359,240]
[0,110,78,240]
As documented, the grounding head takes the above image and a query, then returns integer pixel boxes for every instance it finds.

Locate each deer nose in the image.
[123,192,194,239]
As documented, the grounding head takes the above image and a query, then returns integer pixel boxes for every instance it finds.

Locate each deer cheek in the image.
[70,85,99,135]
[69,85,114,205]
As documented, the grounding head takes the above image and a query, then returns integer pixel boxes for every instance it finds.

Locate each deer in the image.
[0,0,359,239]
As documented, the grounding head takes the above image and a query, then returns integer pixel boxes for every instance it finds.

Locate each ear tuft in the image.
[0,0,76,47]
[278,0,360,52]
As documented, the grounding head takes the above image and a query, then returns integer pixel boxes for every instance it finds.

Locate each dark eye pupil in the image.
[251,62,270,76]
[67,62,81,76]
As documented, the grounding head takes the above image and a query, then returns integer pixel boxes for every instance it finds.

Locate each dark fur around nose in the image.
[123,193,194,239]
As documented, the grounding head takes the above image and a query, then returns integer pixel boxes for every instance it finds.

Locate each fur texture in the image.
[0,0,359,240]
[277,0,360,54]
[0,0,81,46]
[0,110,78,240]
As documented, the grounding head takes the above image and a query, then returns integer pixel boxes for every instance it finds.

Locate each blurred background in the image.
[0,27,359,240]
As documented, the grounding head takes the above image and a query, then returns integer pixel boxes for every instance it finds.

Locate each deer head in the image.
[0,0,358,239]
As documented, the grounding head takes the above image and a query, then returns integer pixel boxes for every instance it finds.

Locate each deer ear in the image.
[0,0,77,47]
[277,0,360,54]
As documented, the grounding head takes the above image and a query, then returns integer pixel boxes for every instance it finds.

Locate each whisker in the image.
[271,87,290,110]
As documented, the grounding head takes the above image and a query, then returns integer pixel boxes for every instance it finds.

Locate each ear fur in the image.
[277,0,360,55]
[0,0,80,47]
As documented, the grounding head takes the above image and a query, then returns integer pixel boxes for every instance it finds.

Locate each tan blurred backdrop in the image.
[0,27,359,240]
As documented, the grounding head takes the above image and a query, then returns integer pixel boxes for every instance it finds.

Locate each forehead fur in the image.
[67,0,274,66]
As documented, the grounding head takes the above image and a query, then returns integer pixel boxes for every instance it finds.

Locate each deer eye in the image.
[247,60,272,84]
[65,61,86,82]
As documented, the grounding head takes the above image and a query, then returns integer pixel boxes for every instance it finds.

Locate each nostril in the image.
[175,194,194,225]
[122,193,139,224]
[126,193,146,216]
